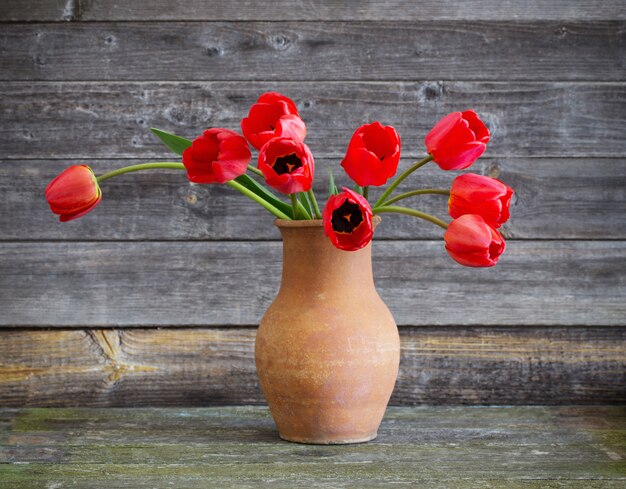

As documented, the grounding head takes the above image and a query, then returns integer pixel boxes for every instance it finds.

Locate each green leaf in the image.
[353,184,364,195]
[234,174,293,216]
[328,167,339,197]
[150,128,192,156]
[298,192,313,217]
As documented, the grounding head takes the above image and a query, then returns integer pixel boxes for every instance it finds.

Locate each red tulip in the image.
[258,137,314,194]
[182,128,251,184]
[444,214,505,267]
[241,92,306,150]
[45,165,102,222]
[341,122,401,186]
[322,187,374,251]
[424,110,490,170]
[449,173,514,228]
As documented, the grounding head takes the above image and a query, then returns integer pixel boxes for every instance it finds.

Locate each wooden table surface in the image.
[1,406,624,488]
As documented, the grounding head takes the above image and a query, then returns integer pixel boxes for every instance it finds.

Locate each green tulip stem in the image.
[247,165,264,177]
[381,188,450,207]
[373,154,433,208]
[290,194,301,219]
[373,205,449,230]
[287,193,311,220]
[228,180,292,220]
[95,161,291,220]
[96,162,185,183]
[297,195,312,219]
[363,186,369,200]
[289,192,311,219]
[307,189,322,219]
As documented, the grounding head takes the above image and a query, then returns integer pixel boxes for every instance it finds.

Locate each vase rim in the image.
[274,216,381,228]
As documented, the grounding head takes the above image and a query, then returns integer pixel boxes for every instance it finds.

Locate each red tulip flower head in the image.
[45,165,102,222]
[241,92,307,150]
[341,122,401,187]
[258,137,314,194]
[444,214,505,267]
[425,110,490,170]
[323,187,374,251]
[449,173,514,228]
[182,128,251,184]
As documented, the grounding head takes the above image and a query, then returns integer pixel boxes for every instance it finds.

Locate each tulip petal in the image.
[448,173,514,227]
[183,128,250,184]
[444,214,505,267]
[322,187,374,251]
[45,165,102,221]
[424,112,462,151]
[241,93,304,150]
[462,110,490,143]
[341,122,401,187]
[425,111,490,170]
[258,137,314,194]
[276,114,307,143]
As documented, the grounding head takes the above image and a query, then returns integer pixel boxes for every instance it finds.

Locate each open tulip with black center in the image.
[241,92,307,151]
[449,173,514,228]
[258,137,314,195]
[444,214,506,267]
[425,110,490,170]
[182,128,251,184]
[45,165,102,222]
[323,188,374,251]
[341,122,401,187]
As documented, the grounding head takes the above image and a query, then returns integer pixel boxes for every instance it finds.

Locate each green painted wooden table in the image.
[1,406,624,488]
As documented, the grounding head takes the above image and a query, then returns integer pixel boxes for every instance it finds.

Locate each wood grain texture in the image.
[0,241,624,327]
[0,327,624,407]
[1,82,624,159]
[2,157,624,241]
[0,406,624,487]
[2,21,624,81]
[1,0,624,21]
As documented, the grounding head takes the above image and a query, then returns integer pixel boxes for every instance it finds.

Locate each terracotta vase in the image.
[255,218,400,444]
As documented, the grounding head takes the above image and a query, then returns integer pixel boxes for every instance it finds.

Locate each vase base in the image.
[278,432,378,445]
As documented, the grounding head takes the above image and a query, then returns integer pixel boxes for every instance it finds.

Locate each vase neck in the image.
[277,222,374,294]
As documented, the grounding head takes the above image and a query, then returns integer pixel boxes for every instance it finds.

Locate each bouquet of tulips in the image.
[45,92,513,267]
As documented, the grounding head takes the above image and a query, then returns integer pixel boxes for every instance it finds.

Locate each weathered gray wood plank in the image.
[1,82,624,159]
[0,406,624,487]
[1,1,624,21]
[0,327,623,406]
[2,157,624,240]
[0,241,624,327]
[2,21,624,81]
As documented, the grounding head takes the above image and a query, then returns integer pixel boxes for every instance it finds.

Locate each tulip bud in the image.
[341,122,401,187]
[449,173,514,228]
[425,110,490,170]
[45,165,102,222]
[322,187,374,251]
[182,128,251,184]
[258,137,314,194]
[241,92,306,150]
[444,214,505,267]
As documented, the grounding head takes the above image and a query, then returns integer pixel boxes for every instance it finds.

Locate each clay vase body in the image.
[255,219,400,444]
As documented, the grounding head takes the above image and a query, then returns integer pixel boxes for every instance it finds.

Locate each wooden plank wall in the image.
[0,1,624,406]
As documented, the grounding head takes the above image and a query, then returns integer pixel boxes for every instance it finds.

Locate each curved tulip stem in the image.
[381,188,450,207]
[307,189,322,219]
[247,165,264,178]
[374,154,433,208]
[373,205,448,230]
[228,180,292,220]
[96,162,185,183]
